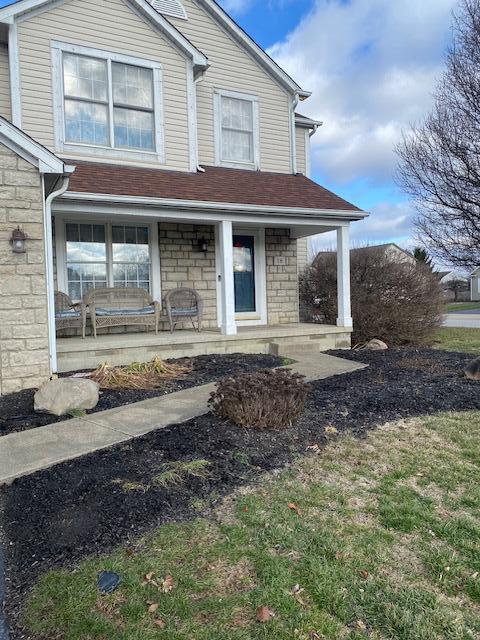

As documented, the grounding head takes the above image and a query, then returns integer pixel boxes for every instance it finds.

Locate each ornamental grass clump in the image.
[208,368,310,429]
[90,357,191,390]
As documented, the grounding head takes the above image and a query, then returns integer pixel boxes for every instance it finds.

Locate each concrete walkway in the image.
[0,353,365,485]
[444,312,480,329]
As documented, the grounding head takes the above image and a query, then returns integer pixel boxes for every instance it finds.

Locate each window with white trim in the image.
[53,42,164,161]
[214,90,259,169]
[65,222,151,301]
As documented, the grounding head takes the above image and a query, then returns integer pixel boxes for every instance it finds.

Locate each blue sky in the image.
[0,0,458,260]
[220,0,458,256]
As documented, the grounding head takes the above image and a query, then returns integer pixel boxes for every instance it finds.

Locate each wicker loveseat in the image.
[85,287,161,338]
[55,291,87,338]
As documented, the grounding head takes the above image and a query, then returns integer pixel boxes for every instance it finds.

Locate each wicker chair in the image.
[164,288,203,333]
[55,291,87,339]
[85,287,161,338]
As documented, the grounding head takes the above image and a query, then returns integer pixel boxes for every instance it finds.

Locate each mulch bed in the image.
[0,353,283,437]
[2,347,480,638]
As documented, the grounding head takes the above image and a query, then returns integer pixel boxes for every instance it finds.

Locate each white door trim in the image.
[216,226,267,327]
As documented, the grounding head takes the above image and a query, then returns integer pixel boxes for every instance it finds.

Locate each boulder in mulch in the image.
[364,339,388,351]
[34,378,99,416]
[465,357,480,381]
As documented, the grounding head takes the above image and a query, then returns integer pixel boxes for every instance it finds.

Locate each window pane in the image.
[66,224,106,262]
[67,263,107,300]
[65,99,109,146]
[114,107,154,150]
[112,226,150,263]
[112,62,153,109]
[222,129,253,163]
[221,96,253,132]
[63,53,107,101]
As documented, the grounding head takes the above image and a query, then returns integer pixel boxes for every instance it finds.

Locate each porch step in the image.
[270,341,321,357]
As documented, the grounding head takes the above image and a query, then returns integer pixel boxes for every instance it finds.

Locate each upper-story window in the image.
[52,42,164,162]
[214,89,260,170]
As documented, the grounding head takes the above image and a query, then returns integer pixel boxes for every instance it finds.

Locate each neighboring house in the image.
[0,0,366,394]
[313,243,416,266]
[435,271,469,302]
[470,267,480,301]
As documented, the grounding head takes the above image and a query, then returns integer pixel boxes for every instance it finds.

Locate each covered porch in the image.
[56,322,352,373]
[47,162,365,374]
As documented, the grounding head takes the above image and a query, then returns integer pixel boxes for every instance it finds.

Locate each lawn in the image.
[446,302,480,312]
[435,328,480,355]
[24,410,480,640]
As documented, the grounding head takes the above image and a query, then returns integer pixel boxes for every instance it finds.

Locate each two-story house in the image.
[0,0,366,394]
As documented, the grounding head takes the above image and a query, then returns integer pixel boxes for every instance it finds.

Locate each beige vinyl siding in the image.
[0,45,11,120]
[296,126,307,175]
[16,0,190,170]
[170,0,293,173]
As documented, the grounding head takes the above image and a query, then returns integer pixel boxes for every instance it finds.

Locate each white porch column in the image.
[218,220,237,335]
[336,225,353,328]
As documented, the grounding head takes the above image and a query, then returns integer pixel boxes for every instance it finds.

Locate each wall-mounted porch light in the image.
[10,226,28,253]
[196,237,209,253]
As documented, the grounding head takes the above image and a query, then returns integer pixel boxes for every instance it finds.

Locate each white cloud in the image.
[269,0,457,186]
[310,200,417,254]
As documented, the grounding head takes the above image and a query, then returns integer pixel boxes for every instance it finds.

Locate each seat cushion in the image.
[171,307,197,317]
[95,307,154,317]
[56,310,81,319]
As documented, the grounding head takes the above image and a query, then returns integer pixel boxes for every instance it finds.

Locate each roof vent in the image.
[148,0,187,19]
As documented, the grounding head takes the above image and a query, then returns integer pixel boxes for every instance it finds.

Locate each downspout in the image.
[290,93,299,174]
[43,174,70,376]
[194,70,206,173]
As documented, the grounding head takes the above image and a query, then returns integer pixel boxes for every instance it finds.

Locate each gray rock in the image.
[465,357,480,381]
[364,339,388,351]
[34,378,99,416]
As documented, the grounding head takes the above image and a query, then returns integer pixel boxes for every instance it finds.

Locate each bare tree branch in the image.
[395,0,480,269]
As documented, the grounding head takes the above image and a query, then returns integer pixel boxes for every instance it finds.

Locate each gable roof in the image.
[0,0,208,69]
[0,115,73,174]
[65,161,365,218]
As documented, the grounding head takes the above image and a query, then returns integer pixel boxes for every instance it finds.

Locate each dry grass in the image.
[90,357,191,390]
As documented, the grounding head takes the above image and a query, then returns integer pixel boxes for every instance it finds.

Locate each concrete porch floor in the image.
[56,323,352,373]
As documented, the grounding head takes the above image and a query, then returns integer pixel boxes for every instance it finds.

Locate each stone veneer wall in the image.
[0,143,51,394]
[158,223,217,329]
[265,228,299,325]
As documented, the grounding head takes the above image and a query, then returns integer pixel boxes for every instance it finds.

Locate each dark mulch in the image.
[2,347,480,639]
[0,353,283,437]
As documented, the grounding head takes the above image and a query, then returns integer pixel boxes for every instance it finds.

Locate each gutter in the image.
[59,191,368,221]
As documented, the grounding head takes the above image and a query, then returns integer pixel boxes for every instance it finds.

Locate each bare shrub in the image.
[300,247,445,346]
[208,369,309,429]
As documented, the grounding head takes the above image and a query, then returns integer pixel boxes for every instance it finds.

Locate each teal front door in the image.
[233,235,256,313]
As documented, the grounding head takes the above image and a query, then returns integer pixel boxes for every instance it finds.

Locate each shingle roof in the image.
[67,162,362,212]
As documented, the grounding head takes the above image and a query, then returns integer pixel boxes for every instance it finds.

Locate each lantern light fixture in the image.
[197,237,209,253]
[10,226,28,253]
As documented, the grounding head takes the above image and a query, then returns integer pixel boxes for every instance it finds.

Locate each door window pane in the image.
[233,235,256,313]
